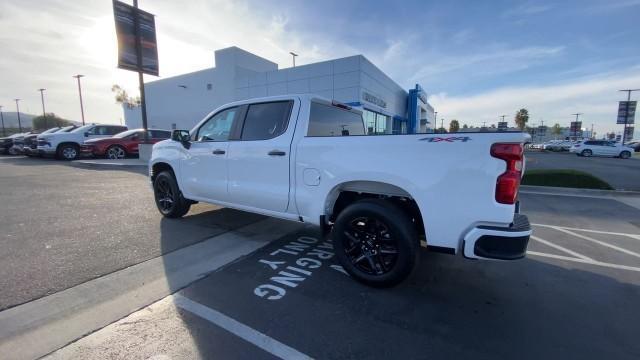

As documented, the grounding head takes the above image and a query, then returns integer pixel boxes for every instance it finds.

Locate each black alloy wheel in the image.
[153,171,191,218]
[343,216,399,276]
[333,198,418,287]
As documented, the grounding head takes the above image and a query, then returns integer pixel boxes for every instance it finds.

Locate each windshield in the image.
[41,127,60,134]
[113,129,142,138]
[59,126,76,132]
[70,125,93,133]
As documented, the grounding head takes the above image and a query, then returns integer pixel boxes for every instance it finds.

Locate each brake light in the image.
[490,143,523,204]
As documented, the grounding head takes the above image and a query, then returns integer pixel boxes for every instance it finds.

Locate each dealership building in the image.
[124,46,434,134]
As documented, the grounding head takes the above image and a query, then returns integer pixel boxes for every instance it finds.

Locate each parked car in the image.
[626,140,640,152]
[0,133,27,155]
[37,124,128,160]
[23,127,64,156]
[570,140,634,159]
[543,140,567,151]
[81,129,171,159]
[150,95,532,287]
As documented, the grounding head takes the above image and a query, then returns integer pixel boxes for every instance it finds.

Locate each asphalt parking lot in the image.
[1,156,640,359]
[526,151,640,191]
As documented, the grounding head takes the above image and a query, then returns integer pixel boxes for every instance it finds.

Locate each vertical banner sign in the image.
[624,126,635,142]
[497,121,508,131]
[617,101,636,124]
[113,0,159,76]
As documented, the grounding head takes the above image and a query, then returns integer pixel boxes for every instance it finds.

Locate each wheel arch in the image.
[150,161,176,183]
[324,180,425,239]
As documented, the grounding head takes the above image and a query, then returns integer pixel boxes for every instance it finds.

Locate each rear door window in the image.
[307,102,365,137]
[240,101,292,141]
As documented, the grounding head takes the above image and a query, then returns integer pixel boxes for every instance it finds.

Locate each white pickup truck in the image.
[150,95,532,286]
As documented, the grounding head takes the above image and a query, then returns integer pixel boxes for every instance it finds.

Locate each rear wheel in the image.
[57,144,79,160]
[581,149,592,157]
[153,171,191,218]
[332,199,418,287]
[620,151,631,159]
[106,145,126,159]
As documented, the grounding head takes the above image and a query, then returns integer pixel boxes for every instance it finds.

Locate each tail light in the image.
[490,143,523,204]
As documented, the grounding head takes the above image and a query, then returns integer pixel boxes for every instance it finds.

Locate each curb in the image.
[72,160,148,169]
[520,185,640,197]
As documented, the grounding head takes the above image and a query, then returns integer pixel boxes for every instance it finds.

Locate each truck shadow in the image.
[158,216,640,359]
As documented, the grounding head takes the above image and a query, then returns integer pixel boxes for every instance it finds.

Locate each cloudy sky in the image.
[1,0,639,135]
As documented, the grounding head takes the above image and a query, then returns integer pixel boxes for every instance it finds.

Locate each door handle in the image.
[212,149,226,155]
[268,150,286,156]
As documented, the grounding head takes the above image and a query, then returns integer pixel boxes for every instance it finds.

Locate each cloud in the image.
[428,67,640,136]
[501,2,554,18]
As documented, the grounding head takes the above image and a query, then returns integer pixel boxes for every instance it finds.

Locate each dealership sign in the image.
[570,121,582,133]
[362,91,387,108]
[497,121,508,130]
[617,101,636,124]
[624,126,634,142]
[113,0,159,76]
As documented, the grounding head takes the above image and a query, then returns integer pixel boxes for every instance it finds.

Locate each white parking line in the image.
[527,251,640,273]
[530,235,593,261]
[173,294,312,360]
[549,226,640,260]
[532,223,640,240]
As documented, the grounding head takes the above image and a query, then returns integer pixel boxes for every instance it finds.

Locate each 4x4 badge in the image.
[419,136,471,142]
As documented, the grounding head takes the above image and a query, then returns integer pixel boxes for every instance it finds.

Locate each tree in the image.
[112,84,141,109]
[448,119,460,133]
[32,113,74,130]
[551,123,562,139]
[436,127,447,133]
[514,109,529,130]
[462,124,469,129]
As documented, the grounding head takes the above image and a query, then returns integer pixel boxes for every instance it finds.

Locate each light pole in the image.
[0,106,5,136]
[571,113,583,140]
[433,111,437,133]
[289,52,298,67]
[619,89,640,145]
[14,99,22,132]
[73,75,86,125]
[38,88,47,129]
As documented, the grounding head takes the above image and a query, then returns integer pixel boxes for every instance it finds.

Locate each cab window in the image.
[195,107,238,141]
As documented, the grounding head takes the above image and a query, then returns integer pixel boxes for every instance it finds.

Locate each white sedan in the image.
[570,140,634,159]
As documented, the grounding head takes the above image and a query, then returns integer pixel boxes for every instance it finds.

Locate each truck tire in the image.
[153,171,191,218]
[57,143,79,160]
[332,198,419,287]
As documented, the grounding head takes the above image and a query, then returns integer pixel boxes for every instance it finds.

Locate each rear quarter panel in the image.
[295,132,529,252]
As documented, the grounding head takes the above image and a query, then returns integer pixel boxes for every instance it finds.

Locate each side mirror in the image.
[172,129,191,149]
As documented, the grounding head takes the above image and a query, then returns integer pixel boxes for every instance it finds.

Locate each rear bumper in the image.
[463,214,531,260]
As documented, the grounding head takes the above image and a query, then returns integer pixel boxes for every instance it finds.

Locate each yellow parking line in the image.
[527,251,640,273]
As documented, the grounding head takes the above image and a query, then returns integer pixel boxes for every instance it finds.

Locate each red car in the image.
[81,129,171,159]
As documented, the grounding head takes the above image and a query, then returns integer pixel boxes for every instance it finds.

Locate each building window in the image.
[363,109,389,135]
[206,83,212,91]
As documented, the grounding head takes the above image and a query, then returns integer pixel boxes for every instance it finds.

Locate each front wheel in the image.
[332,199,419,287]
[620,151,631,159]
[106,145,127,159]
[581,149,592,157]
[153,171,191,218]
[57,144,79,160]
